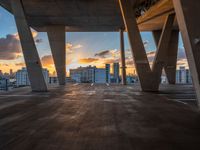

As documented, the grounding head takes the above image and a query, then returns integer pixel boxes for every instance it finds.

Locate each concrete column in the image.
[47,26,66,85]
[119,0,177,91]
[173,0,200,107]
[11,0,47,92]
[164,30,179,84]
[152,30,162,46]
[153,30,179,84]
[119,0,152,91]
[120,28,127,85]
[152,14,176,88]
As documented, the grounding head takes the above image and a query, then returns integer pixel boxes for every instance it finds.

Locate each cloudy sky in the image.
[0,6,188,76]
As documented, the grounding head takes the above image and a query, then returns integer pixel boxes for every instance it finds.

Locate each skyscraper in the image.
[105,64,110,83]
[176,66,192,84]
[113,63,119,83]
[70,66,107,83]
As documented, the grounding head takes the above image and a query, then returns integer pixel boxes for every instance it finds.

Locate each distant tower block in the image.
[105,64,111,83]
[113,63,120,83]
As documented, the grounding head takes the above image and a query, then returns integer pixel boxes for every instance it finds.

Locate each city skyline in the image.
[0,6,188,75]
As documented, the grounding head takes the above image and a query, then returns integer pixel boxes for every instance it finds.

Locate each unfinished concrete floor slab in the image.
[0,84,200,150]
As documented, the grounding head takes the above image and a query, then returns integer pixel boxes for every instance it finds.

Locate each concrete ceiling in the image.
[0,0,177,32]
[137,0,178,31]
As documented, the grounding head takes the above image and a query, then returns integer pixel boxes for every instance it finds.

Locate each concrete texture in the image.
[0,0,175,32]
[0,0,125,32]
[11,0,47,92]
[47,26,66,85]
[120,29,127,85]
[164,30,179,84]
[0,84,200,150]
[173,0,200,108]
[120,0,175,92]
[153,29,179,84]
[137,0,177,31]
[119,0,153,91]
[152,14,175,89]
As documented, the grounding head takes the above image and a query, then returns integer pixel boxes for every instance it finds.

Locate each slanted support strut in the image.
[11,0,47,92]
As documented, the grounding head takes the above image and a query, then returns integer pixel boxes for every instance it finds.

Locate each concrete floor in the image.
[0,84,200,150]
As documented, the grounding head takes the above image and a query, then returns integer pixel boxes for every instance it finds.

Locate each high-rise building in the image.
[176,66,192,84]
[15,68,30,86]
[113,63,120,83]
[0,78,9,91]
[105,64,110,83]
[70,66,107,83]
[15,68,49,87]
[70,66,95,83]
[94,68,106,83]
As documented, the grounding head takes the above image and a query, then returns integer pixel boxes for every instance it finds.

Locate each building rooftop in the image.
[0,84,200,149]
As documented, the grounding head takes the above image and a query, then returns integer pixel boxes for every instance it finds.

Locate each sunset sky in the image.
[0,6,189,76]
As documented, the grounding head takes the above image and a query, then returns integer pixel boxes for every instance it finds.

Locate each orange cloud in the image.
[40,54,73,74]
[15,62,25,66]
[78,58,99,64]
[41,55,54,66]
[66,43,83,54]
[40,55,55,74]
[41,55,72,66]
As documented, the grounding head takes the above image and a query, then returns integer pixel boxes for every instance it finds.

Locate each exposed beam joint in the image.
[153,29,179,84]
[119,0,176,91]
[152,14,175,87]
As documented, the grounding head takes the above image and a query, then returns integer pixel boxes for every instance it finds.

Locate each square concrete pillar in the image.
[47,26,66,85]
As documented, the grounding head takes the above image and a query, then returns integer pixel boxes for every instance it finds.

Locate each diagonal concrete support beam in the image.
[47,26,66,85]
[164,30,179,84]
[153,30,162,47]
[152,14,176,87]
[173,0,200,107]
[120,28,127,85]
[119,0,152,91]
[11,0,47,92]
[153,30,179,84]
[119,0,175,91]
